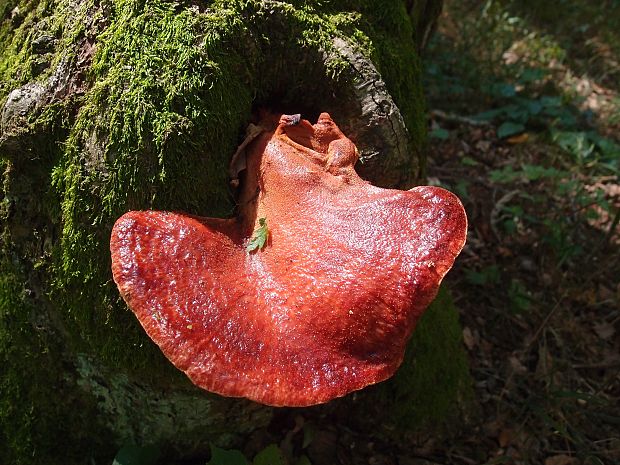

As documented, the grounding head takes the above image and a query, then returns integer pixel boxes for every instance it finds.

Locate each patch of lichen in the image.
[361,287,473,433]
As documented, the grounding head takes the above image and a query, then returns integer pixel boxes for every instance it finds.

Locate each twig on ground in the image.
[604,207,620,244]
[572,360,620,369]
[430,109,492,127]
[490,189,521,241]
[524,293,568,354]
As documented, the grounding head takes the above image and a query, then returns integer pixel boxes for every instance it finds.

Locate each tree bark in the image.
[0,1,469,464]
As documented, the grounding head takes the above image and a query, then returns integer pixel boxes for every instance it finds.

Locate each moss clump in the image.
[350,287,472,435]
[388,287,472,429]
[0,261,112,465]
[50,0,254,381]
[0,0,93,102]
[0,0,40,100]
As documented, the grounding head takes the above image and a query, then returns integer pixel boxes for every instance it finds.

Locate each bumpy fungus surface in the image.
[110,113,467,407]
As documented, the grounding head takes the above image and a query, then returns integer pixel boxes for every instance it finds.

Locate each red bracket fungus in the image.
[110,113,467,407]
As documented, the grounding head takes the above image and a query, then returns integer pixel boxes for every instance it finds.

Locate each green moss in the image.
[49,0,256,381]
[391,287,473,429]
[0,0,36,101]
[0,0,88,102]
[0,261,112,465]
[0,265,46,463]
[359,287,473,433]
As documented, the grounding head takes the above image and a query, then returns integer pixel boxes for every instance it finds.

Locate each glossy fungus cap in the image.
[110,113,467,406]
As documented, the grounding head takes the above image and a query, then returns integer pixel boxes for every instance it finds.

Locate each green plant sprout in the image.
[246,218,269,252]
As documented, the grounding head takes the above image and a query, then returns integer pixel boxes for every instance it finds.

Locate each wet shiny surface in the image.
[110,113,468,406]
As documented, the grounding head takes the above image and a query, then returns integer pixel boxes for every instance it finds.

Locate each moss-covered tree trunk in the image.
[0,1,469,464]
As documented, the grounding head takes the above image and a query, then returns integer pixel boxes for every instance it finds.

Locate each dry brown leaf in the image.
[593,321,616,340]
[598,284,615,301]
[544,454,579,465]
[536,345,554,379]
[509,355,528,375]
[475,140,492,151]
[497,246,513,257]
[498,428,515,448]
[462,326,477,350]
[507,133,529,144]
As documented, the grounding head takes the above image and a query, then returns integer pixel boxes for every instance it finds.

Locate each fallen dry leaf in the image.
[498,428,515,448]
[462,326,477,350]
[507,133,529,144]
[509,355,528,375]
[544,454,580,465]
[593,321,616,340]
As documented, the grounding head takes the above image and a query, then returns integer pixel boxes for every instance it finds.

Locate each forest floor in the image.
[250,2,619,465]
[172,2,620,465]
[419,1,620,464]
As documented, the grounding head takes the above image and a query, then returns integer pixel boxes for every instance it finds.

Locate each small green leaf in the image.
[489,166,520,183]
[430,127,450,140]
[540,95,562,108]
[521,164,563,181]
[518,67,546,84]
[302,422,315,448]
[112,445,160,465]
[518,97,542,115]
[460,156,479,166]
[253,444,286,465]
[472,105,513,121]
[208,445,249,465]
[497,121,525,138]
[491,82,516,98]
[246,217,269,252]
[588,131,620,157]
[552,130,595,161]
[295,455,313,465]
[508,279,532,314]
